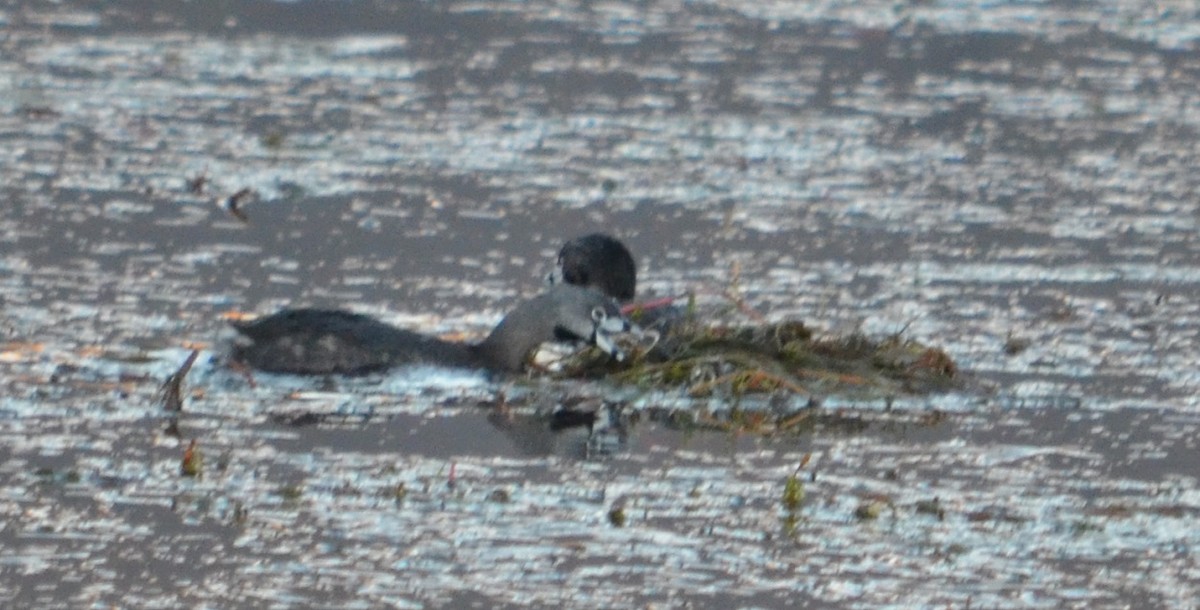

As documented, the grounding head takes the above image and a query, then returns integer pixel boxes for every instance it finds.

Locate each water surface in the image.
[2,1,1199,607]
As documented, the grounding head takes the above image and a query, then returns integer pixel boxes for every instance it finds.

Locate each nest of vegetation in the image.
[553,300,959,400]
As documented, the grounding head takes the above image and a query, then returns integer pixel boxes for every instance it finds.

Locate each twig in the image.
[158,349,200,412]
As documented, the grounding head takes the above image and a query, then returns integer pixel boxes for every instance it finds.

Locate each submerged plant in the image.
[278,484,304,501]
[180,439,203,477]
[782,475,805,511]
[557,312,958,400]
[608,506,627,527]
[915,498,945,520]
[782,454,811,511]
[854,498,892,521]
[391,483,408,503]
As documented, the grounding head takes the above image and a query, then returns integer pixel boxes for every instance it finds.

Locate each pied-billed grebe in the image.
[551,233,685,358]
[231,284,632,375]
[550,233,637,302]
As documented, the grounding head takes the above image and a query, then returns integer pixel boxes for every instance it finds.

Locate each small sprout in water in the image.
[186,170,208,194]
[392,483,408,503]
[232,501,249,526]
[181,439,203,477]
[1003,332,1031,356]
[279,484,304,500]
[781,512,800,537]
[608,506,627,527]
[915,498,945,521]
[261,130,285,150]
[781,454,811,511]
[782,475,805,511]
[855,499,888,521]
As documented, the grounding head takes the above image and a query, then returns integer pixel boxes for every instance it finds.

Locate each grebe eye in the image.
[591,306,607,323]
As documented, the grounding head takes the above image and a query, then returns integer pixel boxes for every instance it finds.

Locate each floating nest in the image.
[553,302,959,400]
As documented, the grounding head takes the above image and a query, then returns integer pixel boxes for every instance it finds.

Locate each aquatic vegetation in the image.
[608,506,627,527]
[782,474,805,511]
[33,467,82,486]
[390,483,408,504]
[277,484,304,501]
[180,440,203,478]
[1003,332,1031,356]
[914,498,945,521]
[854,499,890,521]
[782,454,811,512]
[556,299,959,401]
[260,130,286,150]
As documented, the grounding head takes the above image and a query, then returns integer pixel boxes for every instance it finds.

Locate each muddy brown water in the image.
[2,1,1199,608]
